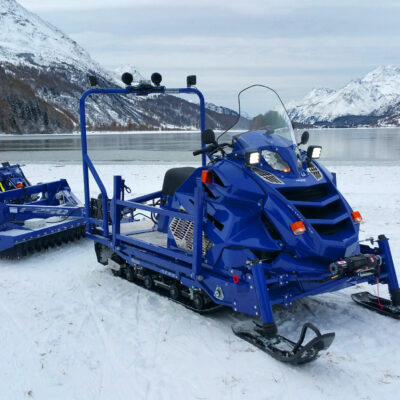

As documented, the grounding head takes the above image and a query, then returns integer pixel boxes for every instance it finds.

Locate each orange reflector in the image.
[283,168,291,173]
[290,221,306,235]
[201,170,212,183]
[16,183,23,189]
[351,211,362,224]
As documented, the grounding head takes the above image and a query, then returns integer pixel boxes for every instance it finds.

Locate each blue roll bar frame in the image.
[79,86,206,238]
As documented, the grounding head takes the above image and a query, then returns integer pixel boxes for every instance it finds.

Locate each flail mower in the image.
[80,73,400,364]
[0,162,86,258]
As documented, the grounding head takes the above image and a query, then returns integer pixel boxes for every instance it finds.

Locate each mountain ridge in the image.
[288,65,400,127]
[0,0,236,134]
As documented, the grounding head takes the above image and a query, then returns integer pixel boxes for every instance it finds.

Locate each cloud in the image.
[19,0,400,13]
[17,0,400,106]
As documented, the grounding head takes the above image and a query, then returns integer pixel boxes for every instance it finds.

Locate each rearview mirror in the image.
[202,129,216,145]
[299,131,309,146]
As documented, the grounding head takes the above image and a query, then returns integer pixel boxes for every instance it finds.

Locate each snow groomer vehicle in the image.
[80,72,400,364]
[0,162,85,258]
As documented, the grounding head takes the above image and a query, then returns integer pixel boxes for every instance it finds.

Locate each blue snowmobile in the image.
[80,73,399,364]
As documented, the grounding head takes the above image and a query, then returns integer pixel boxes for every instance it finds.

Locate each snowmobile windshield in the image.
[217,85,297,149]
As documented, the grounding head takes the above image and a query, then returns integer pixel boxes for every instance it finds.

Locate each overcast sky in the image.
[19,0,400,109]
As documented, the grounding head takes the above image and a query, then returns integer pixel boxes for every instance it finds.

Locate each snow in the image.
[206,102,239,116]
[288,65,400,124]
[0,0,104,72]
[0,1,235,133]
[0,162,400,400]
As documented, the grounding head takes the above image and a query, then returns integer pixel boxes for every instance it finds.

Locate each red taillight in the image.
[290,221,306,235]
[351,211,362,224]
[16,183,23,189]
[201,170,212,183]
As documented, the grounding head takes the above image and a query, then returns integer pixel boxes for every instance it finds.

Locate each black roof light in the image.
[121,72,133,86]
[151,72,162,86]
[87,75,98,87]
[187,75,197,88]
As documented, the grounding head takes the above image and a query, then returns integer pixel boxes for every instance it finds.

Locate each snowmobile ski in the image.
[351,291,400,319]
[232,321,335,364]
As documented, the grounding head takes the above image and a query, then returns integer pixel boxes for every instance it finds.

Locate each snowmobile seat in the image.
[162,167,195,196]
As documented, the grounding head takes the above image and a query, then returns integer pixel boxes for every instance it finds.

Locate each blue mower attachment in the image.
[79,73,400,364]
[0,163,86,258]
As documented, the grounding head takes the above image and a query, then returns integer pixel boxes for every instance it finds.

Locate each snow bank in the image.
[0,163,399,400]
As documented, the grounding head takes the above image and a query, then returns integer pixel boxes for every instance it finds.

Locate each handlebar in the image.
[193,142,233,157]
[193,143,217,156]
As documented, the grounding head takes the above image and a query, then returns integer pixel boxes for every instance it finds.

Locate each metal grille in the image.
[308,163,323,181]
[169,217,213,256]
[252,167,284,185]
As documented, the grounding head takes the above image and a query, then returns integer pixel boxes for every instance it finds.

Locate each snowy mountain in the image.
[288,65,400,127]
[0,0,236,134]
[205,102,238,116]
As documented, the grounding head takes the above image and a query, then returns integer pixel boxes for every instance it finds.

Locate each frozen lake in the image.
[0,127,399,164]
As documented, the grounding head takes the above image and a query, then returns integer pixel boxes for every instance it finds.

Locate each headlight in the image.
[261,150,291,172]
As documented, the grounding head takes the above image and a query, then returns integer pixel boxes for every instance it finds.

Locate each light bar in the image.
[307,145,322,160]
[245,151,260,165]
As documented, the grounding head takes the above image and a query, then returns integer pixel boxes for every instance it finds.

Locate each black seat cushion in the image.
[162,167,195,196]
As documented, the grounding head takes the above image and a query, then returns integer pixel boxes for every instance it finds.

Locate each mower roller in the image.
[0,162,86,258]
[80,73,399,364]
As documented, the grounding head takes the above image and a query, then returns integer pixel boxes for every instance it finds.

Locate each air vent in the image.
[169,217,213,256]
[252,167,284,185]
[308,163,323,181]
[313,219,349,236]
[278,184,329,201]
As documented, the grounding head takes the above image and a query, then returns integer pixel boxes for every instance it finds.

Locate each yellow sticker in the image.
[0,182,5,192]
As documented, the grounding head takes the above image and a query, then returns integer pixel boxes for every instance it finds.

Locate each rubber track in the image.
[0,226,86,259]
[113,268,224,315]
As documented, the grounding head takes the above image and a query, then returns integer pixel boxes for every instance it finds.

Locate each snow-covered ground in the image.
[1,163,399,400]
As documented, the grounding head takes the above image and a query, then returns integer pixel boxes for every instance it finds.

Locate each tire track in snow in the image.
[0,297,23,330]
[72,271,126,400]
[0,289,46,397]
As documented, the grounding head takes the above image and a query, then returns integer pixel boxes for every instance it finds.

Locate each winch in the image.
[329,254,382,277]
